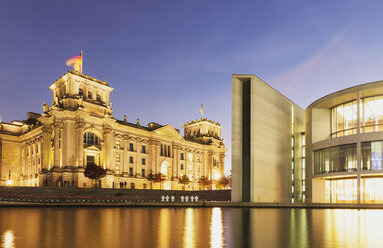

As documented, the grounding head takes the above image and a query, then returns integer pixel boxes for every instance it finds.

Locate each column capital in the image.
[76,121,86,129]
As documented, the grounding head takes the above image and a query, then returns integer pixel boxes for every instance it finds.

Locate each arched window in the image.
[88,91,92,99]
[96,94,101,101]
[79,88,83,96]
[83,132,99,145]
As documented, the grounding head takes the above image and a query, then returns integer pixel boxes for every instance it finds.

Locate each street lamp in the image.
[6,170,13,186]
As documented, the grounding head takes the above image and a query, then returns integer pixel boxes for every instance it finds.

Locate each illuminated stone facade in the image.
[0,71,226,189]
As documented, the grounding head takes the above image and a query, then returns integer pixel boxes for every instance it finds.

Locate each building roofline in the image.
[307,79,383,108]
[232,74,305,111]
[56,71,110,87]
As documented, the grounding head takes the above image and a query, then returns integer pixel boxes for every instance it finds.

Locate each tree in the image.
[179,174,190,190]
[198,176,212,190]
[84,163,106,188]
[153,172,167,189]
[216,176,230,189]
[146,172,155,189]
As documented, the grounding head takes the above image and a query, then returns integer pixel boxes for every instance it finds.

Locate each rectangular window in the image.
[116,154,120,162]
[180,153,184,160]
[181,164,184,170]
[129,143,134,151]
[362,141,383,170]
[314,144,357,174]
[129,167,133,176]
[141,145,146,153]
[142,169,146,177]
[331,101,357,138]
[129,156,133,163]
[115,140,120,150]
[161,144,163,156]
[87,133,94,144]
[142,158,146,165]
[87,156,95,165]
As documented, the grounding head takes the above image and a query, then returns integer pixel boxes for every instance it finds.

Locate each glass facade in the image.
[360,96,383,133]
[331,95,383,137]
[331,101,357,138]
[361,177,383,203]
[325,179,357,203]
[314,144,357,174]
[362,141,383,170]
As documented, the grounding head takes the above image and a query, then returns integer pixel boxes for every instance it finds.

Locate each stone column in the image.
[62,120,76,167]
[172,144,180,180]
[41,125,52,171]
[54,122,63,168]
[103,127,113,170]
[207,151,214,180]
[219,152,225,177]
[76,122,85,167]
[123,135,129,174]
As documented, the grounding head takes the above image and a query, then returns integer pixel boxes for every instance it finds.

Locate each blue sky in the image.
[2,0,383,174]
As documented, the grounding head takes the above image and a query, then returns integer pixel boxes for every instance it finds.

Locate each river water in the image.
[0,207,382,248]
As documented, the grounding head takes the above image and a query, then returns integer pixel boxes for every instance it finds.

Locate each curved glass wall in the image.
[331,101,357,138]
[361,177,383,203]
[360,96,383,133]
[362,141,383,171]
[314,144,356,174]
[325,179,357,203]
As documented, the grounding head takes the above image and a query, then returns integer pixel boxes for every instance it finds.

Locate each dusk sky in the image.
[2,0,383,174]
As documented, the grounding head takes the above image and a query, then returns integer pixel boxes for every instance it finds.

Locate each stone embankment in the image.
[0,186,231,206]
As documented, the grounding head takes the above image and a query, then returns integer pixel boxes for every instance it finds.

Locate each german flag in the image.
[66,52,82,73]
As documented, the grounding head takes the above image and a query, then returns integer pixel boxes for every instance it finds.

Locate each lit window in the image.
[116,154,120,162]
[87,133,94,144]
[83,132,99,145]
[115,140,120,149]
[188,154,192,162]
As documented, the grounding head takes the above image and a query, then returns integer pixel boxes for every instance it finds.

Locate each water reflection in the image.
[210,208,223,248]
[1,230,15,248]
[1,207,383,247]
[183,208,195,248]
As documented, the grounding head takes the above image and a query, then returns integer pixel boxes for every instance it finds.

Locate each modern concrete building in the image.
[0,71,226,189]
[232,74,383,204]
[307,80,383,204]
[232,75,305,203]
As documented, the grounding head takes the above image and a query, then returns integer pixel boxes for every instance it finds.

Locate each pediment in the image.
[153,125,184,140]
[83,145,101,152]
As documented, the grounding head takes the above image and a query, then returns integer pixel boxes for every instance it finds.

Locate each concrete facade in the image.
[232,75,305,203]
[232,74,383,204]
[0,71,227,189]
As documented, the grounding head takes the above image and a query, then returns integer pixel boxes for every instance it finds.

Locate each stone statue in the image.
[43,102,49,113]
[78,96,84,108]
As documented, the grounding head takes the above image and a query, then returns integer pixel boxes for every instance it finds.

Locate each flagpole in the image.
[80,50,83,73]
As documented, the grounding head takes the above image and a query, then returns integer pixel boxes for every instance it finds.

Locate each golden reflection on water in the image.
[3,208,383,247]
[183,208,195,248]
[158,209,170,248]
[210,208,223,248]
[1,230,15,248]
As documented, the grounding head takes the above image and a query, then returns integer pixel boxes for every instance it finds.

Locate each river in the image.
[0,207,382,248]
